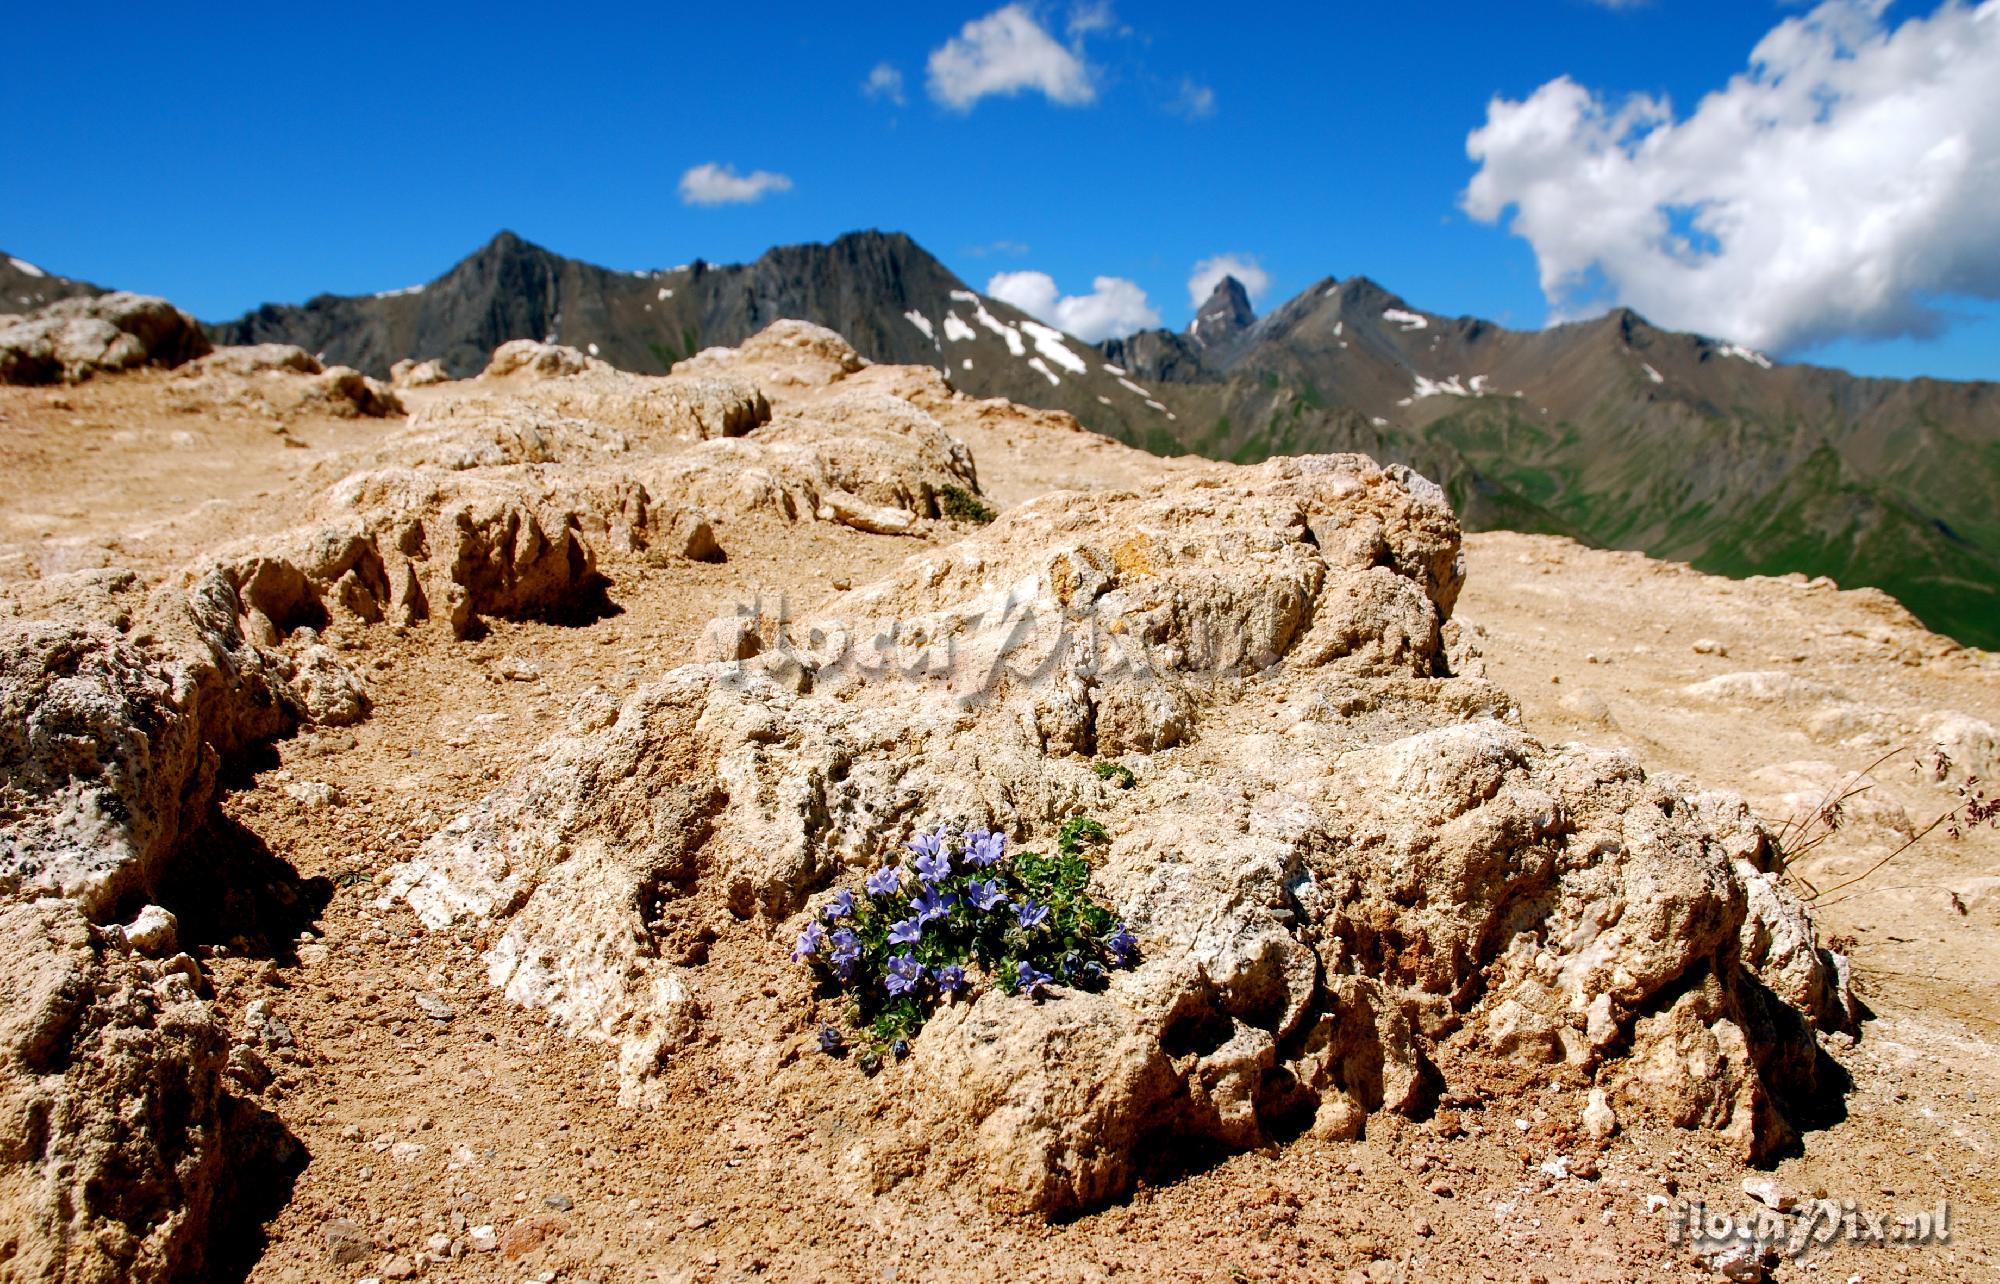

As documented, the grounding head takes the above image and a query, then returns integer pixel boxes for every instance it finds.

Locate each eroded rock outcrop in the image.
[384,452,1852,1216]
[0,293,211,385]
[0,898,234,1283]
[0,561,362,1280]
[152,327,988,648]
[437,350,770,446]
[316,331,988,618]
[389,356,451,388]
[674,319,868,389]
[173,345,403,417]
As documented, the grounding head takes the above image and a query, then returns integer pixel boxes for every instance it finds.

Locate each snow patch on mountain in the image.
[1018,320,1086,375]
[1398,373,1474,404]
[955,290,1027,357]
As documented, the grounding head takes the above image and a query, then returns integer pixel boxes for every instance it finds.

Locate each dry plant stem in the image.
[1772,746,1906,874]
[1810,811,1961,904]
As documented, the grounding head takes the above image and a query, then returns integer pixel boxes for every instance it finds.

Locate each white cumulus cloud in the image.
[927,5,1096,111]
[678,162,793,207]
[1187,253,1270,308]
[863,63,906,105]
[988,270,1060,318]
[1462,0,2000,353]
[987,270,1160,341]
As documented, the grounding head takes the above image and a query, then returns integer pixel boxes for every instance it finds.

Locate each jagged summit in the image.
[1,251,105,313]
[1187,275,1255,349]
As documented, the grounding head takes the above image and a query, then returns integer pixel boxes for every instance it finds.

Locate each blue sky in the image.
[4,0,1995,381]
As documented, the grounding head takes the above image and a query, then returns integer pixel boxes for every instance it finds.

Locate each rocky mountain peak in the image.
[1,251,106,314]
[1189,275,1256,348]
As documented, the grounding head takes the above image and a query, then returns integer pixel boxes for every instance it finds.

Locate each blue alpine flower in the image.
[821,888,856,920]
[790,921,827,963]
[936,964,967,995]
[818,1026,846,1055]
[963,879,1008,913]
[906,828,946,860]
[1015,899,1050,931]
[884,953,927,996]
[964,828,1006,868]
[1016,960,1054,995]
[913,847,953,885]
[864,865,901,898]
[887,917,924,946]
[910,886,955,924]
[1106,924,1138,965]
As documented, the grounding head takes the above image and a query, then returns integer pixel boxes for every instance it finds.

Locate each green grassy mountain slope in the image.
[1102,279,2000,647]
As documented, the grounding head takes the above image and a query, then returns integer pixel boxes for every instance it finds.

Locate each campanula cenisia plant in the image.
[793,816,1137,1064]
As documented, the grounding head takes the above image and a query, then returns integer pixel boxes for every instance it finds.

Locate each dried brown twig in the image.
[1771,747,1998,905]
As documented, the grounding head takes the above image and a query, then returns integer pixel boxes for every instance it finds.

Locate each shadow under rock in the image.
[154,809,333,963]
[540,571,623,628]
[200,1098,310,1283]
[140,807,324,1279]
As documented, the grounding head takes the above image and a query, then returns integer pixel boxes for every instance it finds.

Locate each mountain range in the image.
[206,230,1177,446]
[2,252,106,312]
[9,230,1995,648]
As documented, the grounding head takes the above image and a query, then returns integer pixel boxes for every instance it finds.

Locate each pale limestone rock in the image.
[310,365,402,417]
[0,895,232,1282]
[189,343,321,377]
[674,319,866,388]
[815,491,916,535]
[1924,712,1999,783]
[0,292,210,384]
[482,339,608,380]
[1583,1087,1618,1140]
[390,357,450,388]
[123,903,179,957]
[385,451,1849,1216]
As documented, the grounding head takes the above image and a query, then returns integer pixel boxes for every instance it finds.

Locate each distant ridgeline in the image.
[65,228,1989,649]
